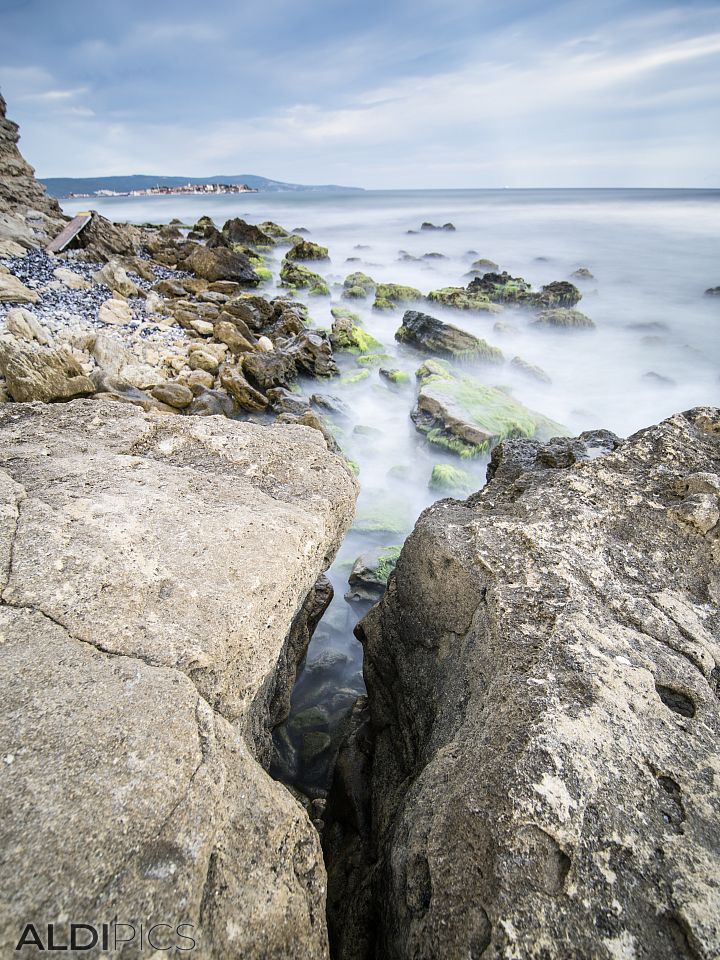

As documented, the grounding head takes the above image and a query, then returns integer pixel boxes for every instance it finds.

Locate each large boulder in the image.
[0,335,94,402]
[411,359,566,457]
[286,239,330,262]
[329,408,720,960]
[222,217,274,247]
[185,244,260,285]
[395,310,503,362]
[0,273,39,304]
[0,401,358,958]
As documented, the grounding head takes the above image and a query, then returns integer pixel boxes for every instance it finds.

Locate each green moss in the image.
[424,428,485,459]
[415,358,453,384]
[374,283,423,306]
[372,297,396,311]
[253,267,272,282]
[258,220,290,238]
[426,287,500,312]
[347,459,360,476]
[279,259,329,296]
[286,239,330,261]
[375,545,402,583]
[353,501,412,535]
[356,352,392,367]
[429,464,477,493]
[343,272,376,295]
[331,306,362,324]
[343,285,368,299]
[381,368,411,384]
[340,369,371,385]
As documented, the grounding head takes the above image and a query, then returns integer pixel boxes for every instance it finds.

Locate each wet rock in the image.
[412,359,567,458]
[510,355,552,383]
[571,266,595,280]
[379,368,411,385]
[346,546,402,603]
[420,222,455,231]
[285,330,339,378]
[531,308,595,330]
[279,260,330,296]
[343,272,376,300]
[184,244,260,284]
[222,217,274,247]
[0,334,94,402]
[395,310,504,362]
[372,283,423,311]
[643,371,676,386]
[703,286,719,297]
[346,406,720,960]
[428,463,477,494]
[186,385,239,417]
[267,386,311,417]
[286,239,330,261]
[331,314,382,355]
[426,286,501,312]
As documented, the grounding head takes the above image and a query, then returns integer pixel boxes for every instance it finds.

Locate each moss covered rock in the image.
[286,239,330,262]
[426,287,501,313]
[372,283,423,310]
[279,259,330,296]
[379,368,411,385]
[428,463,477,494]
[343,272,376,299]
[331,314,383,354]
[412,359,568,458]
[531,308,595,330]
[346,545,402,602]
[395,310,504,363]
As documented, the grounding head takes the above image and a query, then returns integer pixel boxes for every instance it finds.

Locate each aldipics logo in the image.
[14,922,197,953]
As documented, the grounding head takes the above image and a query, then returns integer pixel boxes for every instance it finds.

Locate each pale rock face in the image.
[92,259,140,298]
[330,407,720,960]
[3,307,51,345]
[0,238,25,257]
[98,297,133,326]
[0,273,39,304]
[53,266,91,290]
[0,334,95,401]
[0,400,358,959]
[0,93,64,224]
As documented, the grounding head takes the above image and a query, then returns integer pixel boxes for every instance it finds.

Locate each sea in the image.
[61,187,720,796]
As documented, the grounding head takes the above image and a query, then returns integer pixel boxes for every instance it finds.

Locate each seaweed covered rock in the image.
[286,239,330,261]
[280,260,330,296]
[411,359,566,457]
[532,308,595,330]
[346,546,402,603]
[395,310,503,362]
[343,272,376,300]
[372,283,423,311]
[467,273,582,309]
[331,314,382,355]
[340,407,720,960]
[426,287,501,312]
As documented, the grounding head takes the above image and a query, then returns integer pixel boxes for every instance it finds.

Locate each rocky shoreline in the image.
[1,91,719,959]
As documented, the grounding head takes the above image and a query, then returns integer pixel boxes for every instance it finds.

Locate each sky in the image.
[0,0,719,188]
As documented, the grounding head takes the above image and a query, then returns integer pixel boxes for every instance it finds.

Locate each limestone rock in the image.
[0,94,64,221]
[98,297,133,326]
[150,381,194,409]
[53,267,91,290]
[0,273,39,304]
[185,244,260,285]
[336,407,720,960]
[0,238,25,258]
[3,308,50,345]
[0,335,95,402]
[0,400,358,958]
[92,259,140,298]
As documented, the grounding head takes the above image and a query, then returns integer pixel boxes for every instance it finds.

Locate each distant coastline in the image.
[41,172,364,199]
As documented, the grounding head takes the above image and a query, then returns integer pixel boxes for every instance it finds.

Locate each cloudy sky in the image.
[1,0,718,188]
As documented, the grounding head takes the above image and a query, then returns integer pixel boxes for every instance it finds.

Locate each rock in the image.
[338,407,720,960]
[510,356,552,383]
[428,463,477,494]
[242,350,297,390]
[412,359,567,458]
[346,546,402,603]
[0,400,357,958]
[52,267,91,290]
[258,221,291,239]
[0,335,95,402]
[267,387,311,417]
[222,217,274,247]
[285,330,339,379]
[395,310,503,363]
[150,382,194,409]
[704,286,720,297]
[372,283,422,311]
[257,335,274,352]
[643,371,676,386]
[533,280,582,308]
[331,315,383,355]
[98,297,133,326]
[189,317,215,337]
[426,287,501,312]
[186,386,238,417]
[74,212,139,261]
[286,239,330,261]
[343,272,376,299]
[669,492,719,534]
[279,260,330,296]
[0,239,26,258]
[467,273,582,309]
[213,320,256,356]
[0,273,39,304]
[420,222,455,231]
[3,308,50,345]
[219,364,269,411]
[0,93,64,221]
[92,259,140,298]
[467,258,499,274]
[379,368,410,385]
[185,244,260,284]
[188,342,227,375]
[571,266,595,280]
[531,308,595,330]
[277,410,341,453]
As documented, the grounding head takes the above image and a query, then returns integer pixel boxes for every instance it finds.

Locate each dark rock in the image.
[241,350,297,390]
[184,245,260,284]
[286,239,330,261]
[222,217,274,247]
[395,310,503,362]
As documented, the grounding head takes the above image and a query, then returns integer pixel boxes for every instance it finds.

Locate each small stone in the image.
[256,336,274,352]
[98,298,133,326]
[150,382,193,409]
[189,318,214,337]
[4,308,51,345]
[53,267,91,290]
[92,260,140,298]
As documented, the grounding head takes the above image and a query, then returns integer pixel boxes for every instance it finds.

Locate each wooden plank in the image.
[46,212,92,254]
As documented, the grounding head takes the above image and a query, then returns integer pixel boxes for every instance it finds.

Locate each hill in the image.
[40,174,363,198]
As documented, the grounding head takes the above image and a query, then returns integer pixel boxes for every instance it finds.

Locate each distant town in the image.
[66,182,259,198]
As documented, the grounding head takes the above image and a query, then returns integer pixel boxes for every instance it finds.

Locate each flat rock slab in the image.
[355,407,720,960]
[0,400,358,958]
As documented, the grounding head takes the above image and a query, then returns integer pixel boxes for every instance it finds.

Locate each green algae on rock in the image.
[426,286,501,312]
[342,272,376,300]
[531,307,596,330]
[346,545,403,603]
[413,359,568,458]
[372,282,423,310]
[285,238,330,261]
[279,259,330,296]
[331,313,383,354]
[428,463,478,494]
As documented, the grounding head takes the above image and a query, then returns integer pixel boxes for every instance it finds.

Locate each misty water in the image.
[64,188,720,798]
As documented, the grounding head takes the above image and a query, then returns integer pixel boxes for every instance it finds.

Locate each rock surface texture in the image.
[331,408,720,960]
[0,400,358,959]
[0,93,63,221]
